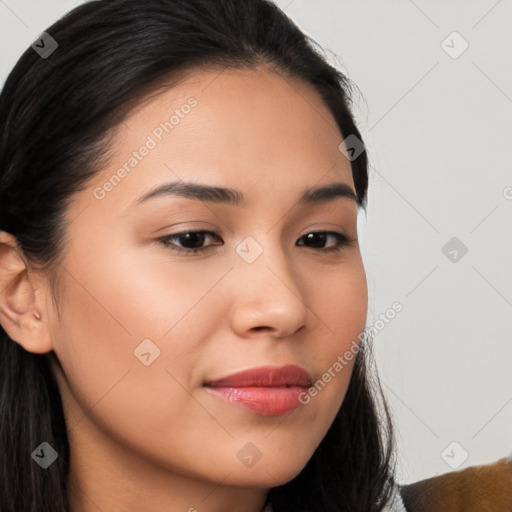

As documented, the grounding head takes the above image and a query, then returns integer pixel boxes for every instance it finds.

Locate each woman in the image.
[0,0,407,510]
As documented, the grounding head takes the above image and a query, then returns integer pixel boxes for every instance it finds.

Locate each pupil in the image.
[306,232,325,248]
[182,232,204,249]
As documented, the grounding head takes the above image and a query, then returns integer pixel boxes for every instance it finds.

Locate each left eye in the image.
[156,230,353,255]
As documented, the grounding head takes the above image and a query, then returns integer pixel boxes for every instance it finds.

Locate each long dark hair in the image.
[0,1,398,510]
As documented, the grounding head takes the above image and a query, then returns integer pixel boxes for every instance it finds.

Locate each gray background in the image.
[1,0,511,485]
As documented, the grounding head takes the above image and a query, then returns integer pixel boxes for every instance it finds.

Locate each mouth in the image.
[203,364,313,416]
[204,364,313,388]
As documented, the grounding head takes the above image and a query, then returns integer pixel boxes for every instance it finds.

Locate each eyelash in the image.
[156,229,354,255]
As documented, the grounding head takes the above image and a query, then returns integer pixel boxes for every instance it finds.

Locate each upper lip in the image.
[204,364,313,388]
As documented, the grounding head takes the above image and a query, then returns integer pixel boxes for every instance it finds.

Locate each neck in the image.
[65,414,270,512]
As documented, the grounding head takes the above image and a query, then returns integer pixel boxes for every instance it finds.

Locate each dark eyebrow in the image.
[134,181,358,207]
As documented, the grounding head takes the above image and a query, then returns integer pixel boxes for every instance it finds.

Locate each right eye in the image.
[156,230,223,255]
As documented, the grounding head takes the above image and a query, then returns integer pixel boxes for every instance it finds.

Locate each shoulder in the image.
[398,452,512,512]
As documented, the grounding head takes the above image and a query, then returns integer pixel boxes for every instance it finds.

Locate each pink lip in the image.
[203,365,313,416]
[204,364,313,388]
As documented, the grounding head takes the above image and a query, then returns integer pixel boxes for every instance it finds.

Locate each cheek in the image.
[302,259,367,403]
[50,244,228,428]
[50,259,225,474]
[312,257,368,347]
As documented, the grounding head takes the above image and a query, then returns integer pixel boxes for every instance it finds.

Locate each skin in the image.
[0,66,368,512]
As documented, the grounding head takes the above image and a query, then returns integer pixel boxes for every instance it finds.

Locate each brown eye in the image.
[156,230,353,256]
[157,230,223,254]
[297,231,352,252]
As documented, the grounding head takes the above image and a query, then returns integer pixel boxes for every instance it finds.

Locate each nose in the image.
[228,240,315,340]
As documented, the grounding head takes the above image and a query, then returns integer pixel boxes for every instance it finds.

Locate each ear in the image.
[0,230,53,354]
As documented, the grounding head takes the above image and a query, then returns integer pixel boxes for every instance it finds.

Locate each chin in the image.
[226,455,311,489]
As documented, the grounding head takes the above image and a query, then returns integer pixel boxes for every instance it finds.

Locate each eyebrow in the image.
[134,180,358,207]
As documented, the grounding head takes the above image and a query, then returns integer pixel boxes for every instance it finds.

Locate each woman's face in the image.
[46,66,368,503]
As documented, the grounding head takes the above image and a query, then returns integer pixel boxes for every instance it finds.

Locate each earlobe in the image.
[0,230,54,354]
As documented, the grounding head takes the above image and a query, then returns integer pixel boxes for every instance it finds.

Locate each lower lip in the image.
[204,386,309,416]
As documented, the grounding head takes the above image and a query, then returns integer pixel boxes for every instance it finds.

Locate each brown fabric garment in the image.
[398,455,512,512]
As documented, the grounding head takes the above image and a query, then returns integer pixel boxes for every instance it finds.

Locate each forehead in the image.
[81,66,355,215]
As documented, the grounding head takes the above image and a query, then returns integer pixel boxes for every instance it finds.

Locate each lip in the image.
[204,364,313,388]
[203,364,313,416]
